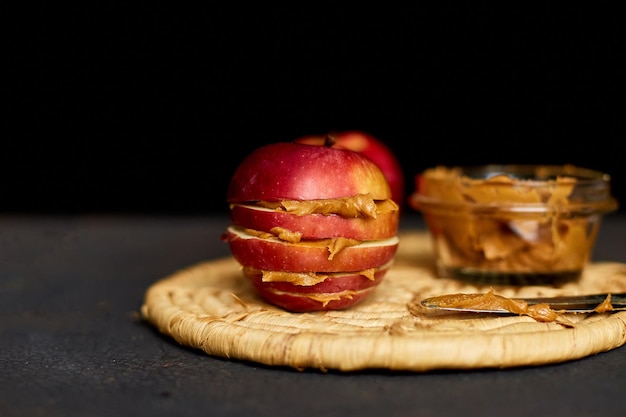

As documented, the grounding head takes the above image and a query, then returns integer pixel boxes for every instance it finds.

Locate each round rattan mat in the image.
[141,231,626,372]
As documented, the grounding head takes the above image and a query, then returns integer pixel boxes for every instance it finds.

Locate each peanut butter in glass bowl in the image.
[409,165,618,285]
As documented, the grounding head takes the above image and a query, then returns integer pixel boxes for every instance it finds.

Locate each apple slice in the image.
[249,284,378,312]
[230,204,399,240]
[227,142,392,202]
[224,226,399,273]
[242,262,391,293]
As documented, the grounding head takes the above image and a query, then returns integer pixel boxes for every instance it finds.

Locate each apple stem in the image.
[324,134,337,147]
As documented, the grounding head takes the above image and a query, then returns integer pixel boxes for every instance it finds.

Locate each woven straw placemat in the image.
[141,231,626,372]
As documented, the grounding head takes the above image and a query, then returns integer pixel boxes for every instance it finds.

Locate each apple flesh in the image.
[296,131,404,206]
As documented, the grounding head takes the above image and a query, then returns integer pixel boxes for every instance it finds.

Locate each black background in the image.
[5,3,623,215]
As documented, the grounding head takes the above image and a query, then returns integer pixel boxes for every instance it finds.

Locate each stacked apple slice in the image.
[223,138,400,312]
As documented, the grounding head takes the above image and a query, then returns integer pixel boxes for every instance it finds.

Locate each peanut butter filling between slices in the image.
[241,227,362,260]
[257,193,398,219]
[244,266,379,286]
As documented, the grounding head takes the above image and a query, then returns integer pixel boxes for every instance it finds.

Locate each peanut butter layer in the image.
[256,193,398,219]
[242,227,361,259]
[243,266,379,286]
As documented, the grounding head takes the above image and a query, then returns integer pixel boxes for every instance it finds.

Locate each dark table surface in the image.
[3,212,626,417]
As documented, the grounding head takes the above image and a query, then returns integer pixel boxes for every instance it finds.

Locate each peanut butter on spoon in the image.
[421,288,562,323]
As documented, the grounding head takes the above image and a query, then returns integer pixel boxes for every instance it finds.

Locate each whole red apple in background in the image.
[223,139,400,312]
[296,131,405,207]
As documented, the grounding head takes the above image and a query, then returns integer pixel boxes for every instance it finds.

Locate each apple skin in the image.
[296,131,404,206]
[230,204,399,240]
[227,141,392,203]
[224,226,399,273]
[249,284,378,312]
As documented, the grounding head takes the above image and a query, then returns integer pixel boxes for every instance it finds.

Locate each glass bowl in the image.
[409,164,618,285]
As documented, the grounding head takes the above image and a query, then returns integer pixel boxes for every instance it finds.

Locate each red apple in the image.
[223,139,400,312]
[296,131,404,206]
